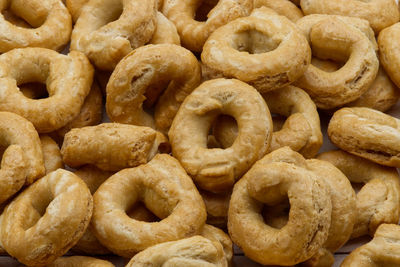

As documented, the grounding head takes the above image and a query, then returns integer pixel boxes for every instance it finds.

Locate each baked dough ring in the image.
[40,135,63,174]
[341,224,400,266]
[294,15,379,109]
[92,154,207,257]
[200,190,231,228]
[0,48,93,133]
[106,44,201,133]
[126,236,227,267]
[328,107,400,167]
[213,85,322,158]
[162,0,253,52]
[300,0,399,33]
[169,78,272,193]
[150,12,180,45]
[201,224,232,265]
[63,0,88,22]
[318,150,400,238]
[48,256,114,267]
[228,147,332,265]
[1,169,93,266]
[61,123,169,171]
[201,7,310,93]
[71,0,157,70]
[379,22,400,89]
[254,0,303,22]
[0,0,71,52]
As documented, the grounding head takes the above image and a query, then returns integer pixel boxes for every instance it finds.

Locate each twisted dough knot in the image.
[228,147,356,266]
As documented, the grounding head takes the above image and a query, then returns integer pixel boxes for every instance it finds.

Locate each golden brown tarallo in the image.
[253,0,303,22]
[379,23,400,89]
[48,256,114,267]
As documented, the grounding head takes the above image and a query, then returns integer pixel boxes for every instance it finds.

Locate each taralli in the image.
[169,78,272,193]
[254,0,303,22]
[201,224,233,265]
[92,154,207,257]
[0,48,93,133]
[300,0,399,33]
[379,23,400,89]
[150,12,180,45]
[63,0,89,22]
[318,150,400,238]
[213,85,323,158]
[228,147,332,265]
[61,123,170,171]
[126,236,227,267]
[0,112,44,186]
[73,165,113,255]
[162,0,253,52]
[0,0,71,52]
[106,44,201,133]
[1,169,93,266]
[48,256,114,267]
[71,0,157,70]
[294,15,379,109]
[328,107,400,167]
[201,7,311,93]
[341,224,400,266]
[40,135,63,174]
[200,190,231,228]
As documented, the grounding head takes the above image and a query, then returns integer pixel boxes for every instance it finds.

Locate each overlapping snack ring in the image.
[169,78,272,193]
[71,0,157,70]
[254,0,303,22]
[106,44,201,133]
[378,22,400,89]
[162,0,253,52]
[0,0,72,52]
[92,154,207,257]
[48,256,114,267]
[295,15,379,110]
[341,224,400,266]
[318,150,400,239]
[150,12,180,45]
[201,7,311,93]
[200,189,231,228]
[213,85,323,158]
[300,0,399,33]
[328,107,400,168]
[63,0,88,22]
[1,169,93,266]
[228,147,333,265]
[61,123,169,171]
[40,135,63,174]
[0,47,93,133]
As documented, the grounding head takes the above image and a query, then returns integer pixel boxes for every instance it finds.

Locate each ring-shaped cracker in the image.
[300,0,399,33]
[162,0,253,52]
[378,22,400,89]
[200,190,231,228]
[228,147,332,265]
[106,44,201,133]
[328,107,400,167]
[49,256,114,267]
[1,169,93,266]
[294,15,379,109]
[168,78,272,193]
[201,7,311,93]
[71,0,157,70]
[254,0,303,22]
[213,85,322,158]
[0,0,72,52]
[40,135,63,174]
[63,0,88,22]
[318,150,400,238]
[0,48,93,133]
[92,154,207,257]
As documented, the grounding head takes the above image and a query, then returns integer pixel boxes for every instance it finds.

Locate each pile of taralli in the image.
[1,0,400,266]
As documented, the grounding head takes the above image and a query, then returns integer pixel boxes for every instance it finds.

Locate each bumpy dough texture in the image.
[254,0,303,22]
[48,256,114,267]
[126,236,227,267]
[295,15,379,109]
[40,135,63,174]
[92,154,207,257]
[379,22,400,89]
[228,147,332,265]
[318,150,400,239]
[0,48,93,133]
[341,224,400,266]
[162,0,253,52]
[300,0,399,33]
[1,169,93,266]
[328,107,400,167]
[61,123,169,171]
[71,0,157,70]
[200,190,231,228]
[169,78,272,193]
[201,7,310,93]
[106,44,201,133]
[0,0,72,52]
[213,85,322,158]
